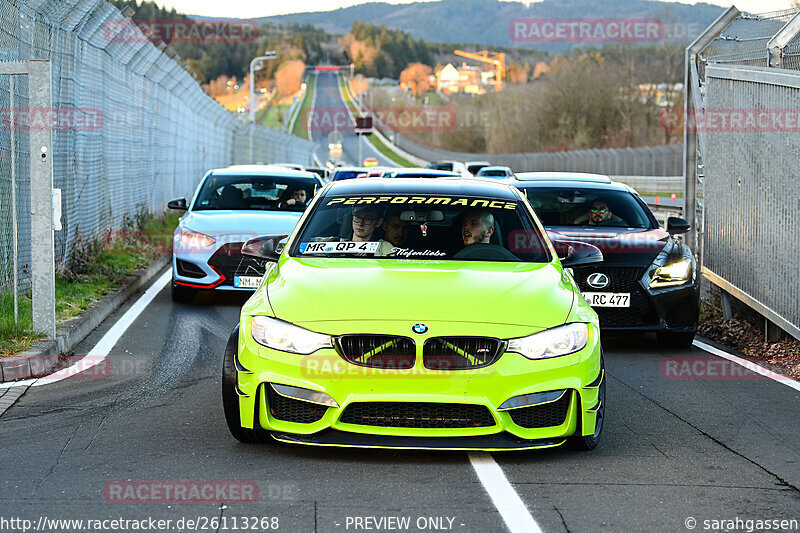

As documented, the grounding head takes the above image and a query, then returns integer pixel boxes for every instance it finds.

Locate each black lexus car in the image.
[510,172,699,347]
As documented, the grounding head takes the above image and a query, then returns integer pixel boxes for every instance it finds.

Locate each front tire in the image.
[656,330,696,349]
[222,325,266,443]
[569,358,605,451]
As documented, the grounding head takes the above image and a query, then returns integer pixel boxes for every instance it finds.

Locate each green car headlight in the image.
[251,316,333,355]
[507,323,589,360]
[649,259,691,288]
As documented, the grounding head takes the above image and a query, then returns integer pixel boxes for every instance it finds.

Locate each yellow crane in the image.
[453,49,506,91]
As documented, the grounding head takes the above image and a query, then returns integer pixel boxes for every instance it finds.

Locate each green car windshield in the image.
[291,193,551,262]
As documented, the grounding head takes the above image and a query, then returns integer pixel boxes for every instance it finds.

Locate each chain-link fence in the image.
[0,0,313,293]
[686,7,800,340]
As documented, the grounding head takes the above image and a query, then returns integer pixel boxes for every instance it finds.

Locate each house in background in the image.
[435,63,487,94]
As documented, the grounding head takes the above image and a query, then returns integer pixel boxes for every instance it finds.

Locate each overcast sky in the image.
[154,0,796,19]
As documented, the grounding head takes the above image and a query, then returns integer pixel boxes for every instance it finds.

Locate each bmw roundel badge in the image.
[412,323,429,335]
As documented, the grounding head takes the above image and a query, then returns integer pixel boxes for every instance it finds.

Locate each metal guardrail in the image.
[612,175,683,192]
[391,134,684,177]
[647,203,684,227]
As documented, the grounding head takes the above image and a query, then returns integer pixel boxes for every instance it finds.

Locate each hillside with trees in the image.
[261,0,724,50]
[110,1,339,83]
[343,22,432,79]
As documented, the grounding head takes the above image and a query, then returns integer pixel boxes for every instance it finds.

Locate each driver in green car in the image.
[462,209,495,246]
[351,205,384,242]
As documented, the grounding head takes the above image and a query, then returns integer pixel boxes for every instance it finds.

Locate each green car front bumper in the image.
[234,317,604,451]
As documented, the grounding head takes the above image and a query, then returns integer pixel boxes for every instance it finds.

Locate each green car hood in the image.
[264,257,575,328]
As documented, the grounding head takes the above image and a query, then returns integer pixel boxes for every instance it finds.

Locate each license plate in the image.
[582,292,630,307]
[299,241,380,254]
[234,276,262,289]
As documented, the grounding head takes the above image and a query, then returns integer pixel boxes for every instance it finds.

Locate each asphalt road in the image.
[309,71,400,169]
[1,269,799,533]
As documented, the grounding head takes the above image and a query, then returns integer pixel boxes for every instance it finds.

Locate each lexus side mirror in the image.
[241,234,289,262]
[556,240,604,268]
[168,198,187,211]
[666,216,690,234]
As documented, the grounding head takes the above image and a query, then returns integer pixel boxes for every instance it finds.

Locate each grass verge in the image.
[635,191,684,199]
[0,211,180,358]
[363,132,416,167]
[340,73,358,116]
[252,87,294,131]
[291,74,315,140]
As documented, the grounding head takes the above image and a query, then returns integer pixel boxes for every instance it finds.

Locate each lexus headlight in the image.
[650,259,691,288]
[251,316,333,355]
[507,323,589,360]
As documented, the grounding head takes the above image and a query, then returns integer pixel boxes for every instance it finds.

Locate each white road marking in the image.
[468,452,543,533]
[0,269,171,389]
[693,339,800,393]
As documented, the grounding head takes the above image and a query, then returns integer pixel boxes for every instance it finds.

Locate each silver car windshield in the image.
[193,175,319,212]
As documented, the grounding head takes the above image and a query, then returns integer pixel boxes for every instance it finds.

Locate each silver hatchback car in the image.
[168,165,322,303]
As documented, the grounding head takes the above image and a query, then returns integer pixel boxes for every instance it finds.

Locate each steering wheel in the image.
[453,243,519,261]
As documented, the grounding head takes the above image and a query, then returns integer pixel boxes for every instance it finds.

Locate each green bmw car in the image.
[222,178,606,451]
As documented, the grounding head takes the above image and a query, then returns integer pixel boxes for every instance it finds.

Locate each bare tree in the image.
[400,63,433,98]
[275,60,306,97]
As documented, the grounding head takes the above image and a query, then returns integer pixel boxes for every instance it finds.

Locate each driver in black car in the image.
[461,209,495,246]
[579,200,625,226]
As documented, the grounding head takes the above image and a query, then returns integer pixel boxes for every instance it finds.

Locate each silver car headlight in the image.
[507,323,589,360]
[251,316,333,355]
[176,227,216,249]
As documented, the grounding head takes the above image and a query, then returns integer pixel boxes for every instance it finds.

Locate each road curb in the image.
[0,255,171,383]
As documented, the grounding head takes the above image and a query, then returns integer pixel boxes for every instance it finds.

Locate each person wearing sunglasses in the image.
[586,200,624,226]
